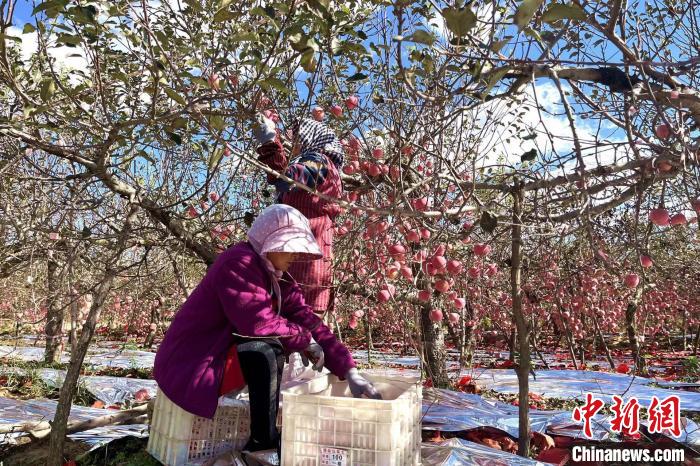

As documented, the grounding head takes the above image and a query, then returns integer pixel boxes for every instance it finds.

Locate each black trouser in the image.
[235,338,285,452]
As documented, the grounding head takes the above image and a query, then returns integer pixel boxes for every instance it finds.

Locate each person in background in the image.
[252,114,344,320]
[153,204,380,458]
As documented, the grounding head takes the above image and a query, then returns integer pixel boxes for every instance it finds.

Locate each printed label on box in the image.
[320,447,347,466]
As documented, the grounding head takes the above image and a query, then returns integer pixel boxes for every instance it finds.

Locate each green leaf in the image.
[218,0,233,8]
[1,33,21,43]
[490,38,510,53]
[57,33,81,46]
[208,147,224,171]
[441,7,477,37]
[32,0,67,15]
[404,29,436,46]
[347,72,368,82]
[22,23,36,34]
[513,0,545,31]
[229,32,258,42]
[260,77,289,93]
[521,148,537,162]
[479,211,498,234]
[209,115,226,132]
[482,67,509,97]
[23,105,36,118]
[542,3,587,23]
[164,87,186,105]
[299,50,317,73]
[166,131,183,145]
[40,79,56,102]
[213,7,237,22]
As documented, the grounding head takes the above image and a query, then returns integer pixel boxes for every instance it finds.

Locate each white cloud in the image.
[471,81,629,177]
[7,25,89,79]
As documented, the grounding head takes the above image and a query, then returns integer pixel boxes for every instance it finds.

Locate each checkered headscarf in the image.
[292,118,345,168]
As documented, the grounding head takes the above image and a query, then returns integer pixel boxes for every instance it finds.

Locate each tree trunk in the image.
[420,304,449,388]
[511,182,531,457]
[143,306,160,349]
[508,328,517,362]
[625,298,647,374]
[47,206,137,466]
[681,309,687,351]
[592,313,615,370]
[365,312,373,365]
[44,256,64,364]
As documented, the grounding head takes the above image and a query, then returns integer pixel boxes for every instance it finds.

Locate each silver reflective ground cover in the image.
[0,397,147,448]
[421,438,551,465]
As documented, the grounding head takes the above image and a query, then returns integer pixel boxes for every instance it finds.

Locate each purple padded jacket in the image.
[153,241,355,418]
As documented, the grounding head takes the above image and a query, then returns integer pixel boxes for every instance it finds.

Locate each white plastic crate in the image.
[281,373,422,466]
[147,388,250,465]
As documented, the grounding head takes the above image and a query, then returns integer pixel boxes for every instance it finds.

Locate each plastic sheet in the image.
[420,438,550,466]
[0,396,147,448]
[83,348,155,369]
[422,388,570,437]
[470,369,700,411]
[37,369,158,405]
[0,344,156,369]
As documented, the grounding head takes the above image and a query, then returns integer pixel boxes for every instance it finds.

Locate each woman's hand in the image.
[252,113,277,144]
[345,368,382,399]
[300,337,324,372]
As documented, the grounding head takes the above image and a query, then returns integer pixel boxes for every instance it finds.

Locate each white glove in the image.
[345,368,382,399]
[300,337,324,372]
[251,113,277,144]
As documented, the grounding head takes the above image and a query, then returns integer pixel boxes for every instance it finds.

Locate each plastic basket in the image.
[280,373,422,466]
[147,388,250,465]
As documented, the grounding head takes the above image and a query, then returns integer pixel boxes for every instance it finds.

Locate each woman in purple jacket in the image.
[153,204,379,456]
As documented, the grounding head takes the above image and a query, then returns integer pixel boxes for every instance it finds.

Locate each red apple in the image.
[655,124,671,139]
[448,313,460,325]
[311,106,325,121]
[670,213,687,226]
[377,289,391,303]
[368,164,382,177]
[640,255,653,268]
[209,192,220,202]
[453,298,466,309]
[343,165,356,175]
[208,73,221,91]
[624,273,640,288]
[430,255,447,270]
[400,266,413,280]
[467,266,481,279]
[330,105,343,117]
[446,260,463,275]
[473,244,491,256]
[406,230,421,243]
[389,243,406,258]
[649,208,670,226]
[371,147,384,159]
[345,95,359,110]
[418,290,432,302]
[434,279,451,293]
[429,309,443,322]
[420,228,431,239]
[412,197,429,211]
